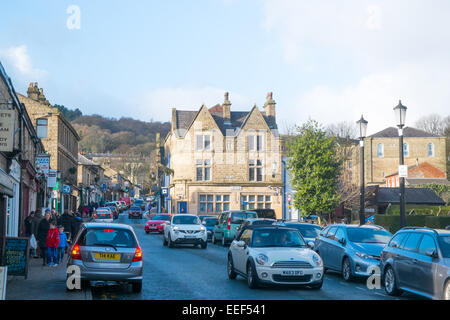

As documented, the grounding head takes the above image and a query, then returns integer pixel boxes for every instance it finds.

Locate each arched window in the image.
[403,143,409,157]
[36,118,48,138]
[377,143,384,157]
[427,143,434,157]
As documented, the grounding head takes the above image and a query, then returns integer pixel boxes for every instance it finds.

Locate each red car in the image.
[145,214,171,233]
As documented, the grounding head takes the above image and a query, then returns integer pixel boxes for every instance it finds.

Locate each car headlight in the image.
[255,254,269,265]
[312,253,323,267]
[173,226,179,232]
[355,251,370,259]
[200,226,206,231]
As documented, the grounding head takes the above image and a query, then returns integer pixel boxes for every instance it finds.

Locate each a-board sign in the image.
[2,237,29,279]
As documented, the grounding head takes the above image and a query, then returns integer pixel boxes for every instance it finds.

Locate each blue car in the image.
[276,221,322,246]
[202,217,218,242]
[314,224,392,281]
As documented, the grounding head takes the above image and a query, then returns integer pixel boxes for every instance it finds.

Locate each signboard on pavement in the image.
[2,237,29,279]
[0,110,15,152]
[398,165,408,178]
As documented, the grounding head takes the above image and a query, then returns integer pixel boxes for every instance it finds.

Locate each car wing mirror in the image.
[425,249,438,258]
[307,241,315,249]
[165,221,171,225]
[338,238,346,245]
[237,240,246,248]
[202,221,206,225]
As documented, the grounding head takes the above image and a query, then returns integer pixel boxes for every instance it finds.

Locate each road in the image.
[89,211,422,300]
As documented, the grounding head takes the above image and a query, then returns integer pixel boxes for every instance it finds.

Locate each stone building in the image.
[163,92,283,218]
[344,126,449,188]
[78,154,105,207]
[18,83,80,213]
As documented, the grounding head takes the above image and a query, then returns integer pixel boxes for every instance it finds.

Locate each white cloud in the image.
[0,45,47,79]
[135,86,252,122]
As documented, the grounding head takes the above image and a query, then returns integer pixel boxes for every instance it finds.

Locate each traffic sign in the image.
[62,185,71,194]
[398,165,408,178]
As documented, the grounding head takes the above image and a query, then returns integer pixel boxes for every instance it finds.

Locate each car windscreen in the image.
[251,229,306,248]
[347,228,392,244]
[79,228,137,248]
[152,214,170,221]
[287,224,322,238]
[173,215,199,225]
[107,207,116,211]
[204,218,218,226]
[231,212,257,224]
[130,206,141,211]
[438,236,450,258]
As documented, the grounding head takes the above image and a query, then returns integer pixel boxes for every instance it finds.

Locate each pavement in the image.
[5,248,92,300]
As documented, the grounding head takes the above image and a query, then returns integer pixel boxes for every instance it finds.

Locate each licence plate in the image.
[94,253,120,260]
[184,235,196,239]
[281,270,304,276]
[150,226,157,229]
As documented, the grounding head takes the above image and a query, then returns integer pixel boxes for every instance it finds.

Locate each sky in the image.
[1,0,449,135]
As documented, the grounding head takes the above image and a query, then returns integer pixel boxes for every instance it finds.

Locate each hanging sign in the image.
[0,110,15,152]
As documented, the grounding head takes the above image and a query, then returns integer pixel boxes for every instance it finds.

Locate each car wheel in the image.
[310,280,323,290]
[201,241,207,249]
[227,255,237,280]
[384,266,401,296]
[342,257,353,282]
[246,261,259,289]
[168,234,174,248]
[222,236,227,247]
[443,280,450,300]
[163,234,168,246]
[131,281,142,293]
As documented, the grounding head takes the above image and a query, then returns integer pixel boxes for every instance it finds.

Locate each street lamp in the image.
[356,115,368,225]
[394,100,407,228]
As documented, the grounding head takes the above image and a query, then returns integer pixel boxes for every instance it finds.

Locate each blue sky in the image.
[1,0,449,134]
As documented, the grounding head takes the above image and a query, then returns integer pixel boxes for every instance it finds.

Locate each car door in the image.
[395,232,422,288]
[234,229,252,273]
[329,227,347,270]
[321,227,337,269]
[415,234,438,296]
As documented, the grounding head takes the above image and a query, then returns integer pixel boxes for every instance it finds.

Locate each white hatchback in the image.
[227,226,324,289]
[163,214,208,249]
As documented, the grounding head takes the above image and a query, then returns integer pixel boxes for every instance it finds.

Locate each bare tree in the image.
[326,121,358,140]
[415,114,445,135]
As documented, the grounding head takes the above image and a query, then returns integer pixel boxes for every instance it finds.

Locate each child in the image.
[45,222,60,267]
[57,226,68,264]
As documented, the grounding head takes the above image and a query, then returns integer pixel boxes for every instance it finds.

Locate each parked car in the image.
[198,215,216,222]
[212,210,258,246]
[120,201,127,210]
[276,221,322,245]
[106,206,119,219]
[105,202,120,216]
[202,217,218,241]
[235,218,277,240]
[92,209,114,223]
[227,225,324,289]
[128,206,143,219]
[163,214,207,249]
[253,209,277,220]
[67,223,143,293]
[145,214,171,234]
[314,224,392,281]
[380,227,450,300]
[115,201,124,212]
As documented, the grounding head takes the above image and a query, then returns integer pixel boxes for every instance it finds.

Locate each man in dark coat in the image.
[24,211,35,238]
[37,209,52,265]
[60,210,76,241]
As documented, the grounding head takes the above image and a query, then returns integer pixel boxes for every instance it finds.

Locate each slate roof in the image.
[375,187,446,205]
[78,154,99,166]
[174,105,278,137]
[369,127,440,138]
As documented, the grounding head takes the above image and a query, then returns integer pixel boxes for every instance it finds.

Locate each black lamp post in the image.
[394,100,407,228]
[356,115,368,225]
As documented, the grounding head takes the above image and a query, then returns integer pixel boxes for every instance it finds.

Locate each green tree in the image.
[287,120,342,216]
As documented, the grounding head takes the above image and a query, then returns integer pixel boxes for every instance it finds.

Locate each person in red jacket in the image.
[45,222,60,267]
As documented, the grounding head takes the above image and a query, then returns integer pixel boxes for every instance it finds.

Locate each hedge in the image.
[374,215,450,234]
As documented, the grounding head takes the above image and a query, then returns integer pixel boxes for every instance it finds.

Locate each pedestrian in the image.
[45,221,59,267]
[57,225,68,264]
[24,211,35,238]
[37,209,52,265]
[72,213,82,237]
[60,210,74,241]
[31,210,42,258]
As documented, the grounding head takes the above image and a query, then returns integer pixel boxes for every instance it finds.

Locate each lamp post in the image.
[394,100,407,228]
[356,115,368,225]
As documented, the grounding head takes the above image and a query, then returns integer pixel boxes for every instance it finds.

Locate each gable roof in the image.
[78,154,99,166]
[375,187,446,205]
[173,103,278,138]
[369,127,440,138]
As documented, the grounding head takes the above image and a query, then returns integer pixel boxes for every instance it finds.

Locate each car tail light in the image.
[93,214,98,218]
[104,229,113,233]
[227,217,231,230]
[71,244,82,260]
[132,246,142,262]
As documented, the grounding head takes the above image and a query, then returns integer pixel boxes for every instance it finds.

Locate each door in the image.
[321,227,337,269]
[415,234,438,296]
[178,202,187,213]
[234,229,252,273]
[396,233,422,288]
[330,227,346,270]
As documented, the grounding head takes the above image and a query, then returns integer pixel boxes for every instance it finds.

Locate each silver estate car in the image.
[67,223,143,293]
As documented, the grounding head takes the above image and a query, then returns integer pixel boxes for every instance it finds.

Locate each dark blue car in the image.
[202,217,218,242]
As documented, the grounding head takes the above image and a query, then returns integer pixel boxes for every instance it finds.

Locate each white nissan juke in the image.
[227,225,324,289]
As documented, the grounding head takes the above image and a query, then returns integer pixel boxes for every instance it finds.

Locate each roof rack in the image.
[399,226,439,235]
